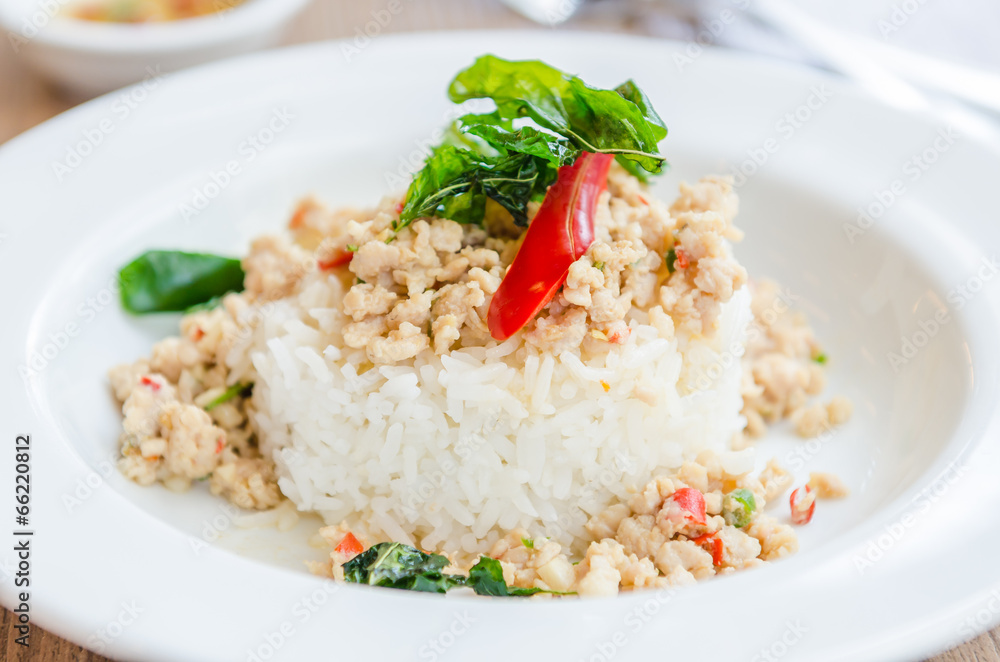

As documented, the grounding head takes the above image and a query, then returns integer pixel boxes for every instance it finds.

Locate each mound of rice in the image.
[247,283,751,558]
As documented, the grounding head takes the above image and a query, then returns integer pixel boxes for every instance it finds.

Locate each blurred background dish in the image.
[0,0,312,96]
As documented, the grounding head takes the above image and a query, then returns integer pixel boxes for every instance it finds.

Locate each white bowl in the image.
[0,0,313,97]
[2,31,1000,661]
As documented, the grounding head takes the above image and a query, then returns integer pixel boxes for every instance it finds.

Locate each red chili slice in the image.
[675,247,689,270]
[335,532,364,557]
[691,532,724,566]
[671,487,707,525]
[317,249,354,271]
[789,485,816,525]
[139,376,160,392]
[487,152,614,341]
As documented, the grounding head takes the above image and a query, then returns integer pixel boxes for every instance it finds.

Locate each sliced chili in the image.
[487,152,614,341]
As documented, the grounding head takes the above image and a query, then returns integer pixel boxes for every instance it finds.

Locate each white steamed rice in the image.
[245,284,752,558]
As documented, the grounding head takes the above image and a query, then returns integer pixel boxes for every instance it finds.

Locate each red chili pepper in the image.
[214,437,225,454]
[675,247,689,270]
[789,485,816,525]
[139,376,160,392]
[394,201,405,215]
[487,152,614,341]
[335,532,364,557]
[317,249,354,271]
[670,487,707,525]
[289,207,308,230]
[691,532,724,566]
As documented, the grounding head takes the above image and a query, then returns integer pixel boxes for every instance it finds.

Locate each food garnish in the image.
[668,487,708,525]
[399,55,667,231]
[487,151,613,341]
[118,250,244,314]
[343,542,567,596]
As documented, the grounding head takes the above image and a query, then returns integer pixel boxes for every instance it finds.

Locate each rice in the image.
[247,284,752,559]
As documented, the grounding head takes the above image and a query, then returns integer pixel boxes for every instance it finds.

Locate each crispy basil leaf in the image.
[399,146,555,228]
[119,250,244,314]
[466,557,548,597]
[462,124,579,167]
[342,543,464,594]
[448,55,667,175]
[343,543,570,597]
[613,79,668,180]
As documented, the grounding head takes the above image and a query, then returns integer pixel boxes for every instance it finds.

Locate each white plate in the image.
[2,31,1000,662]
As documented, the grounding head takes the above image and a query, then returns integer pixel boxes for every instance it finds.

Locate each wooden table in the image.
[1,0,996,659]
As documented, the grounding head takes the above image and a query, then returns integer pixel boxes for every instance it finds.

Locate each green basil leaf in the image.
[465,556,512,596]
[448,55,667,175]
[399,146,555,228]
[465,557,568,597]
[343,543,464,594]
[462,124,579,166]
[119,250,244,314]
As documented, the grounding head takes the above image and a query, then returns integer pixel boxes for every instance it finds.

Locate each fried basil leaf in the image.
[342,543,464,594]
[462,124,579,167]
[343,542,570,597]
[448,55,667,175]
[465,557,548,597]
[398,145,556,228]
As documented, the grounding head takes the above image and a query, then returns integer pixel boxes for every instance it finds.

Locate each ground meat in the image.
[458,450,801,596]
[742,279,852,439]
[655,540,715,582]
[747,515,799,560]
[342,283,398,321]
[243,236,313,301]
[110,290,277,508]
[584,503,630,540]
[750,462,787,507]
[210,458,281,510]
[809,472,850,499]
[327,167,748,362]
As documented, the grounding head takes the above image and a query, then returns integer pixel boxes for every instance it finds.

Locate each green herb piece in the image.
[343,542,569,597]
[119,250,244,314]
[612,80,669,181]
[814,353,828,365]
[722,488,757,528]
[665,247,677,274]
[521,537,534,549]
[448,55,668,176]
[593,261,605,271]
[342,543,464,594]
[204,382,252,411]
[346,244,358,252]
[398,145,555,229]
[466,557,547,596]
[462,123,579,167]
[398,56,668,231]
